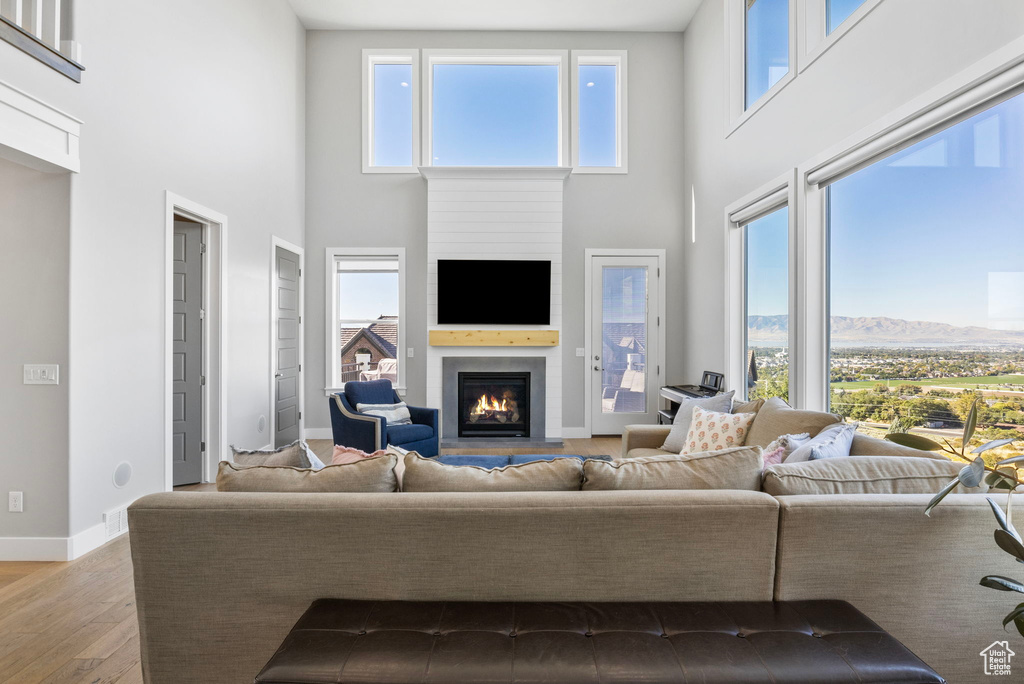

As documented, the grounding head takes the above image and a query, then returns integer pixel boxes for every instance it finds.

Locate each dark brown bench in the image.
[254,599,944,683]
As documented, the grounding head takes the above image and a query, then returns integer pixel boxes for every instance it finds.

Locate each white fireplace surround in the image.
[421,167,570,440]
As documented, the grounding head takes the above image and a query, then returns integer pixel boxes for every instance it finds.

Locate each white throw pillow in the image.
[661,391,735,454]
[356,401,413,425]
[682,407,756,455]
[785,422,857,463]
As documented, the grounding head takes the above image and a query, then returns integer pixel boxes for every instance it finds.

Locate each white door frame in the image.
[270,236,305,445]
[164,192,228,488]
[583,248,667,437]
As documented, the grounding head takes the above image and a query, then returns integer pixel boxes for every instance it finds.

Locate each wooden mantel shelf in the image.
[429,330,559,347]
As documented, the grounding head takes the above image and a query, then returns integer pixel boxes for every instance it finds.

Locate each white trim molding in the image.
[797,0,884,73]
[724,171,798,403]
[270,236,306,445]
[362,48,421,173]
[0,521,125,561]
[726,0,799,136]
[421,49,570,168]
[164,192,229,487]
[571,50,628,174]
[324,246,407,395]
[0,79,81,172]
[583,248,667,438]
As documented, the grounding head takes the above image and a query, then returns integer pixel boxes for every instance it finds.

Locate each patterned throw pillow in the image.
[332,445,389,465]
[356,401,413,425]
[682,407,756,455]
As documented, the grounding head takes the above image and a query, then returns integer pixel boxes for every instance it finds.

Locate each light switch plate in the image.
[576,348,585,357]
[407,348,414,358]
[23,364,59,385]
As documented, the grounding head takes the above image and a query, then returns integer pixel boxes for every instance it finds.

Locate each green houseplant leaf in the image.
[982,575,1024,593]
[925,478,961,517]
[1003,603,1024,637]
[975,439,1017,454]
[989,497,1023,542]
[885,433,944,451]
[997,455,1024,467]
[959,457,986,488]
[988,469,1019,490]
[995,529,1024,563]
[963,399,979,447]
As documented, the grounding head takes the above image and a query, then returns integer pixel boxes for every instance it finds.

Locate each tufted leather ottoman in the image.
[255,599,944,683]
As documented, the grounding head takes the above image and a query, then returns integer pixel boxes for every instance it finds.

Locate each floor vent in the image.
[104,506,129,539]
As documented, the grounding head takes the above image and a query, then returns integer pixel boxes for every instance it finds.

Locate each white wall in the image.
[0,158,70,541]
[305,30,686,432]
[0,0,305,546]
[681,0,1024,388]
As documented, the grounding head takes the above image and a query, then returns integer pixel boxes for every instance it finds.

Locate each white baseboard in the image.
[561,427,591,439]
[304,428,334,440]
[0,519,129,562]
[0,536,72,561]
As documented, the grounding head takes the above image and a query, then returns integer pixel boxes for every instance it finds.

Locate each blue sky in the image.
[745,0,789,107]
[746,207,789,334]
[373,64,413,166]
[338,272,399,321]
[830,93,1024,329]
[827,0,867,34]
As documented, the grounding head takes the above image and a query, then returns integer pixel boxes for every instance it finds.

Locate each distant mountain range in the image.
[748,315,1024,347]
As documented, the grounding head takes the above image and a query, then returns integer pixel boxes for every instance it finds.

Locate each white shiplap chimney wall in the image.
[421,167,571,439]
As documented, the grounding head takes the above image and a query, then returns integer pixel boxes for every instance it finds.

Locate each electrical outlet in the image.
[23,364,59,385]
[9,491,23,513]
[576,348,585,357]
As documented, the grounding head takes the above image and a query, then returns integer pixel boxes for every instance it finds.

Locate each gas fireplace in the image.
[457,372,531,438]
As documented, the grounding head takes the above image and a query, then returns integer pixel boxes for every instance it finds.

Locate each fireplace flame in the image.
[471,393,507,415]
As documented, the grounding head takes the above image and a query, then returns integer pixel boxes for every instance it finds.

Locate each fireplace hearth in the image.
[457,372,530,438]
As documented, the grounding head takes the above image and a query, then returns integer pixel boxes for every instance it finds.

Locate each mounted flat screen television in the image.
[437,259,551,325]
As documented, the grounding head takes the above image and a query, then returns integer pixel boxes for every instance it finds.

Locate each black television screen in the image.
[437,259,551,325]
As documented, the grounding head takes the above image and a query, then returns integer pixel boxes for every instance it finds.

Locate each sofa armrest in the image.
[850,432,947,460]
[329,394,384,451]
[621,424,673,458]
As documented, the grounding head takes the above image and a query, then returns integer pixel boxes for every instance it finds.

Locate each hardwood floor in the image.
[0,437,621,681]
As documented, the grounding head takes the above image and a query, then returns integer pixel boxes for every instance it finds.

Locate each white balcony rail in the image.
[0,0,79,62]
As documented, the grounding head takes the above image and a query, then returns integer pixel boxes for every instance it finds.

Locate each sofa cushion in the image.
[231,441,312,468]
[682,408,756,454]
[583,447,764,491]
[387,423,433,445]
[786,422,858,463]
[762,455,984,496]
[850,432,947,460]
[216,455,398,493]
[732,397,765,414]
[402,453,584,492]
[344,379,395,408]
[661,391,735,454]
[746,397,843,448]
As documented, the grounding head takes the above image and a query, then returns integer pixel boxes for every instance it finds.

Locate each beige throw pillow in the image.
[745,397,842,448]
[762,455,986,496]
[583,447,764,491]
[215,454,398,493]
[401,453,584,492]
[682,408,756,454]
[230,441,310,468]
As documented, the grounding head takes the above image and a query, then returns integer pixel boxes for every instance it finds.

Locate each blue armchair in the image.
[329,379,439,457]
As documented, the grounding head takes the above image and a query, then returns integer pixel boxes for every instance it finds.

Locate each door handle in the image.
[594,366,603,372]
[275,373,283,378]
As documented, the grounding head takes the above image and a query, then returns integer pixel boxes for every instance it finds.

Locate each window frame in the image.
[362,49,421,174]
[421,49,570,168]
[726,0,799,136]
[324,247,407,395]
[797,0,884,73]
[571,50,628,174]
[725,171,798,402]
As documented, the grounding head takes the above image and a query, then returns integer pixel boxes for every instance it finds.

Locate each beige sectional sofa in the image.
[129,400,1012,683]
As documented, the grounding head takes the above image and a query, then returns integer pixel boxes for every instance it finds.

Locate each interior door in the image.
[172,220,204,486]
[274,245,301,447]
[590,255,660,435]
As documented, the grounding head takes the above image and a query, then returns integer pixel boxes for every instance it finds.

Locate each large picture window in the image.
[827,93,1024,438]
[745,206,790,401]
[327,250,406,391]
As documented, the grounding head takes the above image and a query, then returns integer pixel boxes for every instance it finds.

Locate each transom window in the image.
[745,0,790,109]
[826,0,867,34]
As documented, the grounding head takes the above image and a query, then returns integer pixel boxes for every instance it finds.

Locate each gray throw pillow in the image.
[230,440,314,468]
[785,422,858,463]
[357,401,413,425]
[660,391,735,454]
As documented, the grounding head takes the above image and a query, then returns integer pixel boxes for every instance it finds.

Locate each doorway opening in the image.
[164,193,226,489]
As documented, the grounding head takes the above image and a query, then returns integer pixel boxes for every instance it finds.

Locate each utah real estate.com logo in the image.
[981,641,1015,676]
